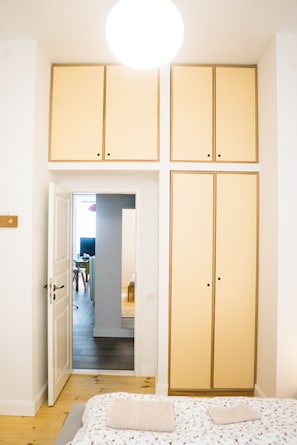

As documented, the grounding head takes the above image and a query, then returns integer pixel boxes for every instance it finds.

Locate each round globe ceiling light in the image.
[105,0,184,69]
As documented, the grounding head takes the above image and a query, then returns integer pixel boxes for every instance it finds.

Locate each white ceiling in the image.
[0,0,297,64]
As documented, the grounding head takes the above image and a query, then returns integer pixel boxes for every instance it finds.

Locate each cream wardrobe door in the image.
[215,66,257,162]
[105,65,159,161]
[213,173,258,388]
[170,172,214,390]
[171,66,213,161]
[49,65,104,161]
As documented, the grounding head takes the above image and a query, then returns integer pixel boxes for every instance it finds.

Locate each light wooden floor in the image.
[0,374,155,445]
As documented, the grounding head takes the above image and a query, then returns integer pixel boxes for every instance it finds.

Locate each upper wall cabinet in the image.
[171,65,258,163]
[49,64,159,162]
[171,66,213,162]
[105,65,159,161]
[49,65,105,161]
[216,66,257,162]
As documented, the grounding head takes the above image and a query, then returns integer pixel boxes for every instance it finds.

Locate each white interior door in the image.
[48,182,72,406]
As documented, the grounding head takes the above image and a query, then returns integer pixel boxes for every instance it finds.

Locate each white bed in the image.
[65,391,297,445]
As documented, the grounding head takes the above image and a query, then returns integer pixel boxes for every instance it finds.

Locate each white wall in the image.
[274,33,297,398]
[55,171,159,376]
[31,43,52,406]
[72,194,96,256]
[94,194,131,337]
[2,34,297,416]
[257,33,297,398]
[0,40,51,415]
[122,209,136,287]
[257,37,279,397]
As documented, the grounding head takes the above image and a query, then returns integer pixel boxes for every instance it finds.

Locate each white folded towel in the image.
[208,404,260,425]
[107,398,175,432]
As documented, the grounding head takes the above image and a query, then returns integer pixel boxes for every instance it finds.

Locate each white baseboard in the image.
[93,326,134,338]
[155,382,169,395]
[72,369,135,376]
[254,383,266,398]
[34,382,48,413]
[0,400,35,416]
[0,382,47,416]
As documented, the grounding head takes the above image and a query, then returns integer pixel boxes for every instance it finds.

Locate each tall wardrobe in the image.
[169,65,258,395]
[48,62,258,395]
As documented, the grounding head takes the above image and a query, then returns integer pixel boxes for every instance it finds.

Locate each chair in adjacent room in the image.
[73,260,87,292]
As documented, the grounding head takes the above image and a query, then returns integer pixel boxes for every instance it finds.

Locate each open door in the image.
[48,182,72,406]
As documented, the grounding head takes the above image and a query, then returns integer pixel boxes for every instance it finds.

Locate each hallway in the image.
[72,284,134,370]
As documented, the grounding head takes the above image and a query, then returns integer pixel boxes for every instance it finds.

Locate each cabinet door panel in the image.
[214,173,258,388]
[216,67,257,162]
[105,66,159,161]
[50,65,104,161]
[170,173,213,389]
[171,66,213,161]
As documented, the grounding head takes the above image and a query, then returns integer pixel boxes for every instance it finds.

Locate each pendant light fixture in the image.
[105,0,184,70]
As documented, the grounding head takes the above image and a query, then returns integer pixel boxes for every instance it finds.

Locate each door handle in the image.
[53,284,65,291]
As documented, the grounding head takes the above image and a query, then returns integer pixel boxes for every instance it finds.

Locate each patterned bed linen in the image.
[66,391,297,445]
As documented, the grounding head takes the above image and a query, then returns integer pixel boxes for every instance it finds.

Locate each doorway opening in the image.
[72,193,136,371]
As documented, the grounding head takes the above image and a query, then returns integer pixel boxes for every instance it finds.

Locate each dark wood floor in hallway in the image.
[72,284,134,370]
